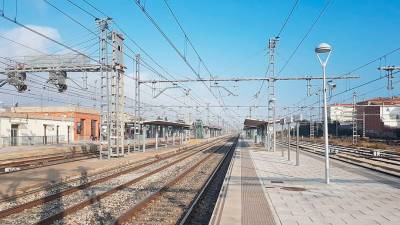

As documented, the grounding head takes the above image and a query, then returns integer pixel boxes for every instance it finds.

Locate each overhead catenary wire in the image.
[281,46,400,116]
[132,0,229,110]
[75,0,233,122]
[276,0,300,38]
[278,0,332,76]
[65,0,210,111]
[280,71,399,119]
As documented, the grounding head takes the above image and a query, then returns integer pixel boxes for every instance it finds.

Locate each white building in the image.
[0,112,74,147]
[328,104,353,125]
[380,105,400,128]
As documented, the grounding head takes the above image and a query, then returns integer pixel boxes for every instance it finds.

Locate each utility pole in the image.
[111,31,125,157]
[296,121,300,166]
[267,37,279,152]
[378,66,399,98]
[362,110,366,138]
[135,54,141,151]
[249,106,252,118]
[352,92,358,145]
[207,103,210,139]
[97,17,111,159]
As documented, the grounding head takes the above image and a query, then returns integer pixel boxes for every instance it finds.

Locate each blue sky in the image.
[1,0,399,127]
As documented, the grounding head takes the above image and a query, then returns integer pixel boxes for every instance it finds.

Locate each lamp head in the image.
[315,43,332,54]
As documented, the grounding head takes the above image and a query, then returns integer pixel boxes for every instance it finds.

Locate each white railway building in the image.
[0,112,74,147]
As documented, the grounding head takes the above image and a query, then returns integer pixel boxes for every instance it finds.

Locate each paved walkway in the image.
[210,138,400,225]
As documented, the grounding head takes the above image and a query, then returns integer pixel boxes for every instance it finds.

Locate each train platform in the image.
[0,138,166,161]
[0,139,202,201]
[210,138,400,225]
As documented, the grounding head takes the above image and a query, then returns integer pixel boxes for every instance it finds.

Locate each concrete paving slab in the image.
[210,138,400,225]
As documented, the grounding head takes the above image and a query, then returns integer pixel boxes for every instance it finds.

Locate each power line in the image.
[278,0,331,75]
[132,0,226,109]
[65,0,209,111]
[282,46,400,114]
[281,71,399,119]
[162,0,213,79]
[0,14,98,63]
[276,0,300,38]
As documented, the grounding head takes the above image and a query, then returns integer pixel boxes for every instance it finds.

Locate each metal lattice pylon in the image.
[267,37,278,151]
[98,18,125,159]
[352,92,358,144]
[310,110,315,140]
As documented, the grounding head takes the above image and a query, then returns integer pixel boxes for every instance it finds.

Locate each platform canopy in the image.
[243,118,268,129]
[207,125,222,130]
[143,120,191,129]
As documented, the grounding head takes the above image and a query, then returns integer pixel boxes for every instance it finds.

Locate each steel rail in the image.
[0,138,225,219]
[112,137,238,225]
[178,136,238,225]
[0,152,97,175]
[277,140,400,176]
[32,137,231,225]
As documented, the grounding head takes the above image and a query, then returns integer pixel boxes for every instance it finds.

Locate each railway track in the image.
[0,151,97,174]
[278,139,400,176]
[0,136,235,225]
[0,140,181,175]
[0,138,221,205]
[113,136,238,225]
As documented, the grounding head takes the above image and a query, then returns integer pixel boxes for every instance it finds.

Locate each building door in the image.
[91,120,96,140]
[56,125,59,144]
[67,126,70,143]
[43,125,47,144]
[11,124,18,146]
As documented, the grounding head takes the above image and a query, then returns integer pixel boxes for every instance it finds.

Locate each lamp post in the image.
[315,43,332,184]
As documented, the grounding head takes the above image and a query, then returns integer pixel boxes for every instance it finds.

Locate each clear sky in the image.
[0,0,399,128]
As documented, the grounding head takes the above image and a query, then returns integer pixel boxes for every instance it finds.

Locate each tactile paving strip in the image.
[241,149,276,225]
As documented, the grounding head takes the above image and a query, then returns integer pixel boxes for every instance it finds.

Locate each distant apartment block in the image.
[328,103,353,125]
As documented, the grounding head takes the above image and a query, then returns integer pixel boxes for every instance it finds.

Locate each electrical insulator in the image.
[7,71,27,92]
[48,71,68,92]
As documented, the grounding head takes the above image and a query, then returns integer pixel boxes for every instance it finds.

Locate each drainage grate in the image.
[265,186,276,189]
[270,180,284,184]
[281,186,307,192]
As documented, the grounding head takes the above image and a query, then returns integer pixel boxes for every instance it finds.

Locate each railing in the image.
[0,135,66,147]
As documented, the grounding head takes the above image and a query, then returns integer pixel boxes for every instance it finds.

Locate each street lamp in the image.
[315,43,332,184]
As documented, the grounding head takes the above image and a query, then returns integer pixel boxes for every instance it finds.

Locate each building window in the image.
[77,119,85,134]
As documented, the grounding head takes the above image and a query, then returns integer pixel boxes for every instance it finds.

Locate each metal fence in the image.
[0,135,66,147]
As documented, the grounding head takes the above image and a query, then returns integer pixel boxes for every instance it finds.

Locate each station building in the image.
[328,103,353,125]
[0,112,74,147]
[7,106,100,141]
[356,97,400,139]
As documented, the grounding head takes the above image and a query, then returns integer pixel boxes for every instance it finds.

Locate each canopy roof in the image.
[243,118,268,129]
[143,120,190,128]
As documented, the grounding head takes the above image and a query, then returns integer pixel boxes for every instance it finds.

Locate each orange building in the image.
[8,107,100,141]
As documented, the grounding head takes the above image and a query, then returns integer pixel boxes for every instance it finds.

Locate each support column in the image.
[184,130,188,142]
[281,124,284,157]
[287,123,291,161]
[172,128,175,146]
[180,128,183,145]
[142,125,146,152]
[155,125,158,150]
[165,126,168,147]
[296,122,300,166]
